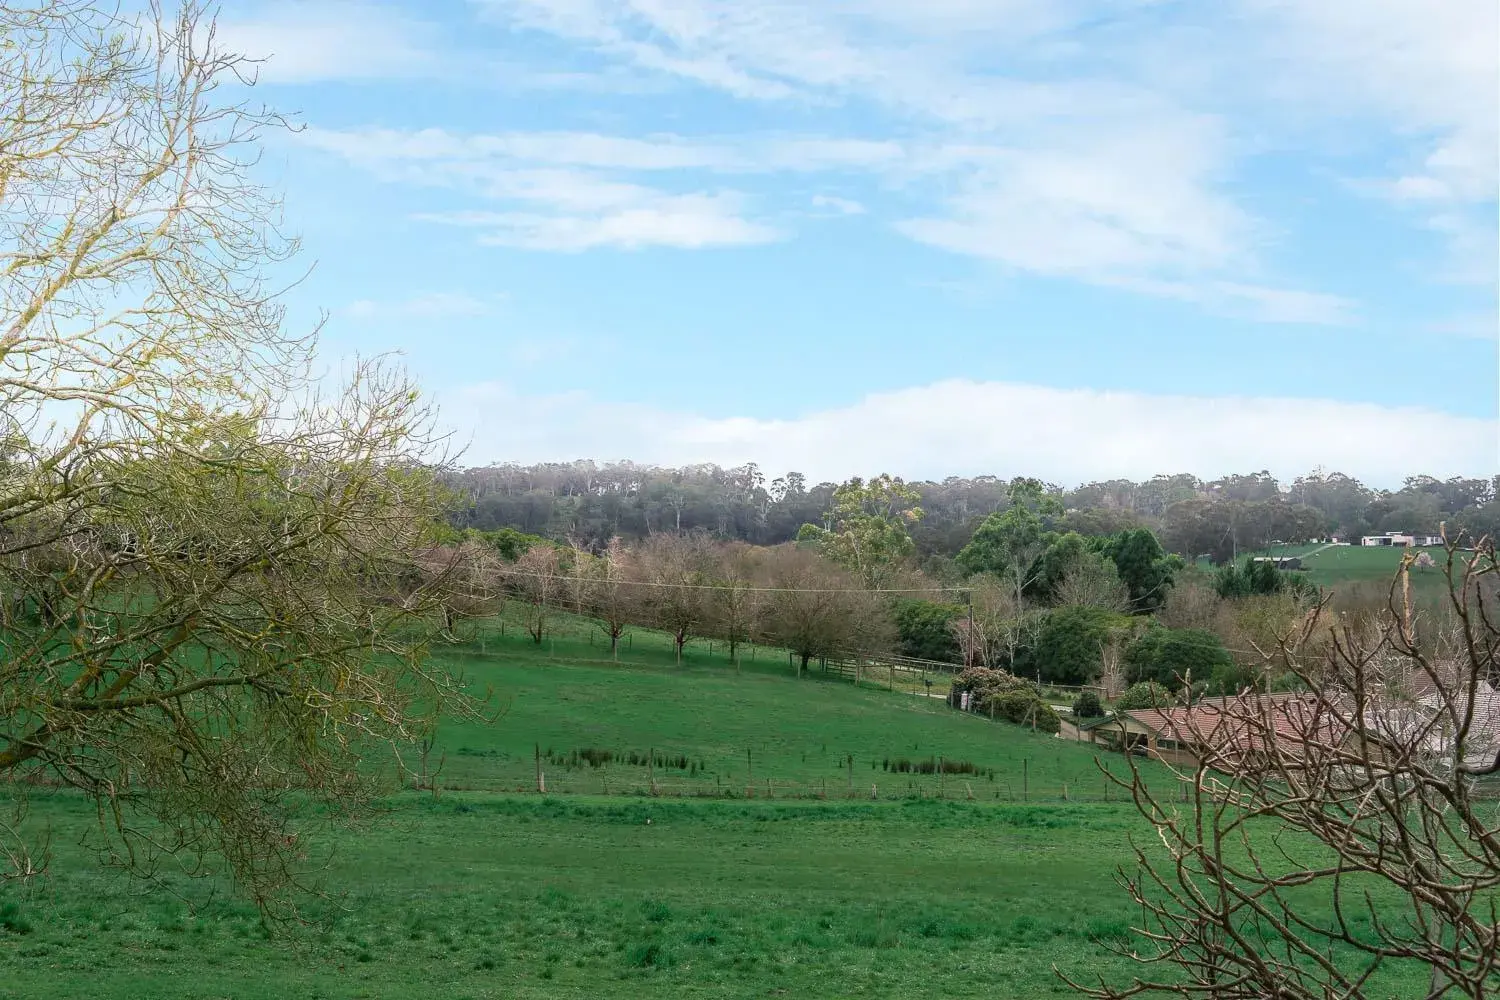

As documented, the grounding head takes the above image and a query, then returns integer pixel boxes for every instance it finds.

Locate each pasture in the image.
[1244,542,1456,609]
[0,620,1433,999]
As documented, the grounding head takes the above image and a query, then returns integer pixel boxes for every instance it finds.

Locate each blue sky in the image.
[222,0,1497,487]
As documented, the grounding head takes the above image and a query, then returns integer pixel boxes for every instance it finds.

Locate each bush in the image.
[949,666,1027,707]
[1123,626,1234,691]
[1116,681,1171,711]
[1214,558,1319,601]
[1072,691,1104,719]
[472,526,546,561]
[986,689,1062,734]
[893,599,964,662]
[1024,606,1132,685]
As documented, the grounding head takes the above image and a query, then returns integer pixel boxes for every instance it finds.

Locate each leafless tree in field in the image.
[575,538,636,659]
[635,532,712,664]
[512,544,563,644]
[709,541,761,670]
[761,545,886,676]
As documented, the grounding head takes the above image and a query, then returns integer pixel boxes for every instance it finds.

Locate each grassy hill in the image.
[434,612,1128,800]
[0,616,1430,1000]
[1242,542,1456,609]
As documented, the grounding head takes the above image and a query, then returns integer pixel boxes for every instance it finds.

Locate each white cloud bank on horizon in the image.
[438,379,1498,488]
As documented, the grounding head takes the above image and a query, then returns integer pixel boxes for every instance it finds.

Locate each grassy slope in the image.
[435,617,1121,798]
[0,621,1430,999]
[1238,543,1454,609]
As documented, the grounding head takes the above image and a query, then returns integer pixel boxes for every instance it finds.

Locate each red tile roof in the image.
[1125,693,1346,757]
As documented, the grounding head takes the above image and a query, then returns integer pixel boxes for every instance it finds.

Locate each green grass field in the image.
[1240,542,1456,610]
[0,618,1433,999]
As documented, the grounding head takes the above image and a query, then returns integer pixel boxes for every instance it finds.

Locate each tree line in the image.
[445,462,1499,564]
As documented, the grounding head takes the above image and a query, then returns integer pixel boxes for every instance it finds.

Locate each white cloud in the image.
[810,194,867,216]
[1423,314,1499,341]
[305,124,1342,313]
[457,2,1355,317]
[339,291,500,321]
[417,192,779,250]
[1232,1,1498,285]
[440,378,1498,488]
[301,127,783,250]
[218,2,441,83]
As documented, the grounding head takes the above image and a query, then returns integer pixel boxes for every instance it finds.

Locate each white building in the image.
[1360,531,1442,548]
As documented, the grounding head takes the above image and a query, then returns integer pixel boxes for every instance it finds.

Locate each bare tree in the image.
[0,1,477,911]
[708,541,761,670]
[512,544,563,644]
[1157,571,1222,630]
[416,538,506,639]
[575,538,635,659]
[1067,541,1500,999]
[635,532,712,664]
[1055,551,1131,612]
[761,546,885,676]
[960,577,1044,671]
[1097,623,1140,699]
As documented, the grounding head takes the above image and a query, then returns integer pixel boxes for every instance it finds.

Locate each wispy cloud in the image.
[1230,0,1497,286]
[303,127,784,250]
[419,195,780,251]
[441,377,1497,488]
[810,194,866,216]
[219,1,444,83]
[339,291,501,321]
[1423,314,1498,341]
[303,124,1343,315]
[438,2,1361,318]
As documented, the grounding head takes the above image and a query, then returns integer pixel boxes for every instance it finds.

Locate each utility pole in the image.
[965,590,975,668]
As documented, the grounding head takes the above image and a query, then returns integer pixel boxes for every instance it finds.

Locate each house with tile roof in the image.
[1080,692,1346,769]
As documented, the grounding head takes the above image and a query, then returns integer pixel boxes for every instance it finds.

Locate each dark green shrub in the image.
[1072,691,1104,718]
[1023,606,1132,684]
[893,599,964,662]
[987,690,1062,734]
[1115,681,1170,711]
[0,901,32,935]
[1123,626,1234,691]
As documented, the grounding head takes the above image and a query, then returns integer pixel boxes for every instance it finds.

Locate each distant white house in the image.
[1360,531,1443,548]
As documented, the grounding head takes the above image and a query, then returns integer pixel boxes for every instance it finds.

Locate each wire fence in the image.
[413,742,1161,805]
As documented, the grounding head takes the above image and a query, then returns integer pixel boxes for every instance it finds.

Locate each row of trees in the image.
[429,532,899,675]
[447,462,1499,563]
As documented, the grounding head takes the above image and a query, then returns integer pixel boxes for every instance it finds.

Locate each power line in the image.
[494,568,968,596]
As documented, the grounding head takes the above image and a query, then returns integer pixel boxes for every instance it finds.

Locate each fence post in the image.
[846,754,853,797]
[1022,758,1029,802]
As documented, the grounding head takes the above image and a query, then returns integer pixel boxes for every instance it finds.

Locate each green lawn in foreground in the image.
[0,625,1434,999]
[0,794,1161,1000]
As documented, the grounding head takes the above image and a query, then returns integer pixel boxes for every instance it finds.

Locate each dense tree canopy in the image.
[1021,606,1132,685]
[444,463,1492,564]
[1123,627,1236,692]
